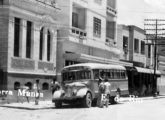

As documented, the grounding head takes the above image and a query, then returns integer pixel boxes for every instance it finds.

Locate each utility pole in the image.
[144,19,165,95]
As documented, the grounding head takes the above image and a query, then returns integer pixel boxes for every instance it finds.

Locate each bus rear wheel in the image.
[83,92,92,108]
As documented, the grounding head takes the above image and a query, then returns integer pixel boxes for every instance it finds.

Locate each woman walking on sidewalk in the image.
[33,79,40,105]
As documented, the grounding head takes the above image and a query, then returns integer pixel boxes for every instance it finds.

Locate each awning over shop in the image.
[135,67,161,75]
[63,53,133,66]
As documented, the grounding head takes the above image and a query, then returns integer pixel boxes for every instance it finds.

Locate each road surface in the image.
[0,98,165,120]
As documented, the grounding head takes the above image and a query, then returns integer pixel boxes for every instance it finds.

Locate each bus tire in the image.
[83,92,92,108]
[109,96,117,104]
[55,101,62,108]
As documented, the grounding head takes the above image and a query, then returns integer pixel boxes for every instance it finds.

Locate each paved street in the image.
[0,97,165,120]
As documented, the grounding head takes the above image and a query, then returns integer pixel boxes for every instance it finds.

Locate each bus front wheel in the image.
[83,92,92,108]
[109,96,117,104]
[55,101,62,108]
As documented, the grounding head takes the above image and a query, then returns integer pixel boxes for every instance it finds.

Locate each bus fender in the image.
[76,88,91,98]
[53,90,64,99]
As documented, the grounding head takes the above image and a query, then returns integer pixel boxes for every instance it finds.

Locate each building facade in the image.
[117,25,148,67]
[56,0,132,80]
[0,0,59,102]
[117,24,165,95]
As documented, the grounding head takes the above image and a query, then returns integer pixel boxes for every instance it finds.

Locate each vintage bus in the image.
[52,63,128,108]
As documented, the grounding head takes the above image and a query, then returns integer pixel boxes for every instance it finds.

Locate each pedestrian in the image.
[97,75,105,108]
[104,78,111,107]
[51,77,60,95]
[22,84,30,103]
[33,79,40,105]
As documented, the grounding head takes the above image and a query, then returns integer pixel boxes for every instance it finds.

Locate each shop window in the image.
[42,83,49,90]
[14,82,20,90]
[25,82,32,90]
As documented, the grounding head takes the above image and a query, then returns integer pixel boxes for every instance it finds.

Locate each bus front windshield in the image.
[62,70,91,81]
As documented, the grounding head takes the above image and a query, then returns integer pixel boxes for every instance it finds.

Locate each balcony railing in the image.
[71,27,87,39]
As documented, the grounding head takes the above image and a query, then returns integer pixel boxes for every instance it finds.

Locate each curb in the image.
[1,96,165,110]
[0,105,55,110]
[0,101,55,110]
[119,95,165,103]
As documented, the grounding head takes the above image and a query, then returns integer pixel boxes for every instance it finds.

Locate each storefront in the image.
[126,66,161,96]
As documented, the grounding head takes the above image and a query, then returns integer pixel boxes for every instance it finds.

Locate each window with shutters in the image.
[93,17,101,37]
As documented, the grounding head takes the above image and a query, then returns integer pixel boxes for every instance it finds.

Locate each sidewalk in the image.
[1,95,165,110]
[0,101,55,110]
[117,95,165,103]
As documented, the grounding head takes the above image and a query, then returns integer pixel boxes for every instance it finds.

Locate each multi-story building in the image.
[117,24,165,95]
[0,0,59,102]
[117,25,148,67]
[56,0,132,80]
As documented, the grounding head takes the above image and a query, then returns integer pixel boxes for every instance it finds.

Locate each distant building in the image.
[117,25,148,67]
[0,0,59,101]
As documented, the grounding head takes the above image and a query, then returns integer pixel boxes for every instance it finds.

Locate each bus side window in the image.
[68,72,76,80]
[124,71,126,78]
[93,69,99,79]
[87,71,91,79]
[118,70,121,79]
[100,70,104,78]
[107,70,111,79]
[114,70,117,79]
[111,70,114,79]
[84,71,91,79]
[80,71,84,79]
[121,71,125,79]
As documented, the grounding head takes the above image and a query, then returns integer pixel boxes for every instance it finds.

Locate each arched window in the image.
[42,82,49,90]
[39,27,44,60]
[14,82,20,90]
[47,30,51,61]
[25,82,32,90]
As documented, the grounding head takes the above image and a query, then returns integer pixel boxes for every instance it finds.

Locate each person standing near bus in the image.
[97,76,105,108]
[51,78,60,95]
[104,78,111,107]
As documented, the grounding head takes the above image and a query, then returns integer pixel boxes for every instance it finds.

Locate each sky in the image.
[117,0,165,29]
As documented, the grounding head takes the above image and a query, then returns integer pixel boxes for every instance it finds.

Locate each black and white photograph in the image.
[0,0,165,120]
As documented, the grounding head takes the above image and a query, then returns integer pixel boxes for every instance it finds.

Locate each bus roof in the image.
[63,63,126,70]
